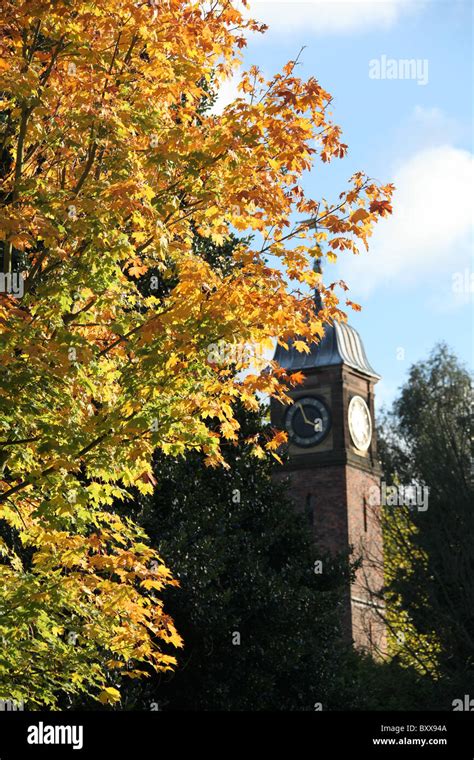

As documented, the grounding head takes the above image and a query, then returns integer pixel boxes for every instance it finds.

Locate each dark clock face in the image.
[285,396,331,448]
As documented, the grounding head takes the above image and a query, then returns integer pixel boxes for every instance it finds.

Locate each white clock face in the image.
[348,395,372,452]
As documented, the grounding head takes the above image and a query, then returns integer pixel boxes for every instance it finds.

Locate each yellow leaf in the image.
[293,340,310,354]
[98,687,121,705]
[350,208,370,224]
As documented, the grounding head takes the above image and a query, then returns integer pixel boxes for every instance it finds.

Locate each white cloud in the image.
[241,0,424,35]
[341,144,474,297]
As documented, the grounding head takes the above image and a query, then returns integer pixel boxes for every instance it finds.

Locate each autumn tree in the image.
[0,0,393,707]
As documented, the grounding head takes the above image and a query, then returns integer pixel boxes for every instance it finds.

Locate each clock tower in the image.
[270,282,386,655]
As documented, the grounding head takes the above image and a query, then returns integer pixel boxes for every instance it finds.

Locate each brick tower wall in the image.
[270,363,386,655]
[345,465,386,655]
[274,462,386,655]
[274,465,354,643]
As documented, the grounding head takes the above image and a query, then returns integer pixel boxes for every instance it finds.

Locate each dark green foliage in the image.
[121,405,355,711]
[334,652,448,711]
[378,343,474,697]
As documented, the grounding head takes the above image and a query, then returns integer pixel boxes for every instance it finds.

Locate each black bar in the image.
[0,710,472,759]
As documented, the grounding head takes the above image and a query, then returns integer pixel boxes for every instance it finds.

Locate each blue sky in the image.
[215,0,473,411]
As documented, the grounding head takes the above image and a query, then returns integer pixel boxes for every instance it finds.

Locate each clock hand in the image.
[296,402,312,426]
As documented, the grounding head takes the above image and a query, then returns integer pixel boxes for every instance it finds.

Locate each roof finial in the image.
[312,254,323,313]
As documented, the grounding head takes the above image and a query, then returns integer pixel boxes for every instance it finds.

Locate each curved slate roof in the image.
[273,320,381,379]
